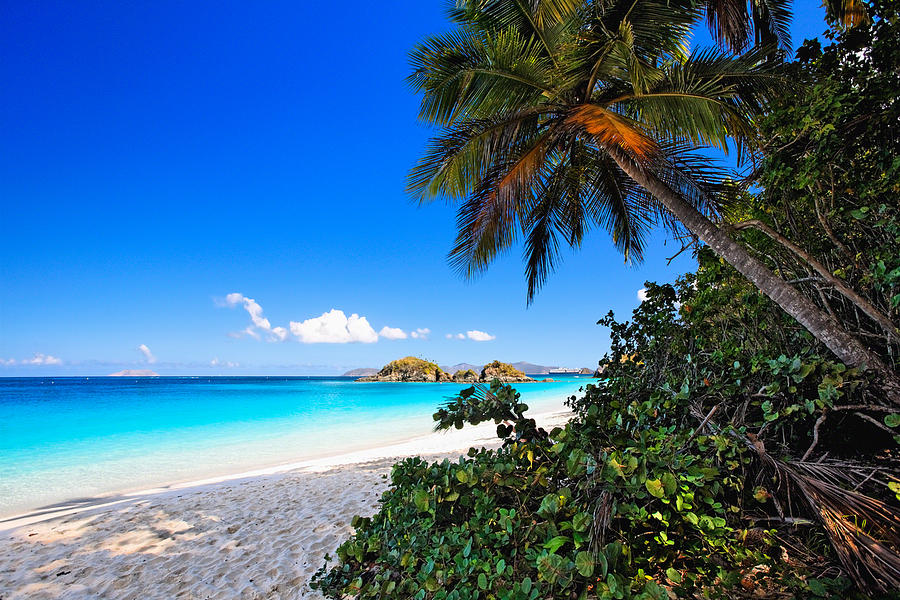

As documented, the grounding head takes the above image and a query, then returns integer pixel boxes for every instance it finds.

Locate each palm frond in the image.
[753,0,792,50]
[705,0,752,52]
[747,439,900,594]
[408,27,554,126]
[613,45,787,157]
[580,146,655,262]
[407,108,551,202]
[565,104,658,160]
[447,125,566,279]
[701,0,792,51]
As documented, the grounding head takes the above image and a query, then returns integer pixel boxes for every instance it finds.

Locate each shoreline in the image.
[0,407,573,600]
[0,404,573,533]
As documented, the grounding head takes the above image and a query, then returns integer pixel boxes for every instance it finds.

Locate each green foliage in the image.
[314,248,900,599]
[738,0,900,364]
[379,356,446,378]
[479,361,529,380]
[432,381,543,441]
[320,237,900,599]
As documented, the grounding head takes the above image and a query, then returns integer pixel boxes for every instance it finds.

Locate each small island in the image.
[108,369,159,377]
[356,357,535,383]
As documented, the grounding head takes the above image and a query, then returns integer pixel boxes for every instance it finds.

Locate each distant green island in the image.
[354,357,546,383]
[343,361,593,378]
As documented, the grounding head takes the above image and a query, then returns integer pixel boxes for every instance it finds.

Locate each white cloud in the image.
[211,358,239,368]
[410,328,431,340]
[379,326,408,340]
[467,330,496,342]
[0,358,16,366]
[221,293,404,345]
[446,333,466,340]
[290,309,378,344]
[24,353,63,365]
[137,343,157,363]
[637,288,648,302]
[224,293,287,342]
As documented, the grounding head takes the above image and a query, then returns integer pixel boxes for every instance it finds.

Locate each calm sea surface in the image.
[0,375,591,517]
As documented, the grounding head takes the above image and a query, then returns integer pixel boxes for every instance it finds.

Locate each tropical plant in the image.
[701,0,791,51]
[406,0,899,400]
[313,251,900,598]
[736,0,900,364]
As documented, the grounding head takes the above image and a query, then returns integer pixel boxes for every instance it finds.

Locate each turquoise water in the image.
[0,375,591,517]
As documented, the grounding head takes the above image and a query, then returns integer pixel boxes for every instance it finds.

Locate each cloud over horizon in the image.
[137,343,157,363]
[8,353,64,366]
[290,309,379,344]
[410,327,430,340]
[220,293,442,346]
[378,326,407,340]
[210,357,239,368]
[466,330,496,342]
[224,293,288,341]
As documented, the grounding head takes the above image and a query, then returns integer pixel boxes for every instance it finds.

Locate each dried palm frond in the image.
[750,442,900,594]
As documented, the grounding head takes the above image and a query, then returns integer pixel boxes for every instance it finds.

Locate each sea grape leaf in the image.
[538,493,561,516]
[413,490,430,512]
[575,551,594,577]
[661,472,677,496]
[666,567,683,584]
[754,487,769,502]
[543,535,570,554]
[521,577,532,594]
[645,478,665,498]
[572,512,591,532]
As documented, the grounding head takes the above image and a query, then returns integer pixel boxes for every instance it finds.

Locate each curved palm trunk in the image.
[610,150,900,405]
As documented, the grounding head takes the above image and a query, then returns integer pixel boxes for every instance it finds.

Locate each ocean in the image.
[0,375,592,518]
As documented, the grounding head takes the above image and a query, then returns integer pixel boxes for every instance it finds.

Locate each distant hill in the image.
[342,368,378,377]
[510,361,554,374]
[108,369,159,377]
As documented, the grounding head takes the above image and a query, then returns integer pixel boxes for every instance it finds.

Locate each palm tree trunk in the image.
[610,150,900,405]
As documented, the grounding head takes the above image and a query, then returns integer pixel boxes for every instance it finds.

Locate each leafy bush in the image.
[314,248,900,599]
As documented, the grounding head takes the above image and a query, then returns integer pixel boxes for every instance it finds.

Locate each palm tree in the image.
[701,0,791,52]
[407,0,899,400]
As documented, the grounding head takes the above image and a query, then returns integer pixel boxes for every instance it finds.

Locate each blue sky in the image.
[0,0,830,375]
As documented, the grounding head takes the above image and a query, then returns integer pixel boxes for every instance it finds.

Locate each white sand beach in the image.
[0,408,572,599]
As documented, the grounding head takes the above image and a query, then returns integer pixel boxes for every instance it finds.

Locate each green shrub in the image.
[313,251,899,599]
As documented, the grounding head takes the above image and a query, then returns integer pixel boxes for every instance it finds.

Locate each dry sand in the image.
[0,408,572,599]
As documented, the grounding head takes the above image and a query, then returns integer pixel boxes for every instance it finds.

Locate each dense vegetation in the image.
[314,249,900,599]
[312,2,900,598]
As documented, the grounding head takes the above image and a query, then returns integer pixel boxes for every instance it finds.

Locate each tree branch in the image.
[730,219,898,338]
